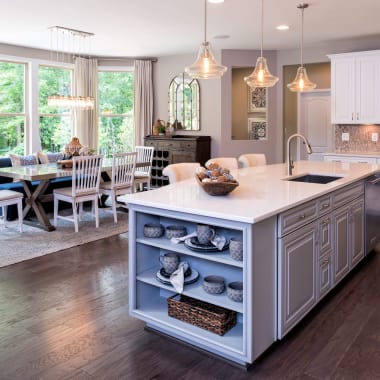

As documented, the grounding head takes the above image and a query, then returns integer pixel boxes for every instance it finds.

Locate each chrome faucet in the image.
[287,133,313,176]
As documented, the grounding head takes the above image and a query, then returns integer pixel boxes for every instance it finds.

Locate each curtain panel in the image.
[133,60,153,146]
[74,57,98,150]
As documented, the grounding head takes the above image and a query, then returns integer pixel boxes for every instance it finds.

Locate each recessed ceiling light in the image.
[213,34,230,39]
[208,0,224,3]
[276,25,290,31]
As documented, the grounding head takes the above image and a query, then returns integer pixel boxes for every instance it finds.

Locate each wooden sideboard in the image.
[144,135,211,187]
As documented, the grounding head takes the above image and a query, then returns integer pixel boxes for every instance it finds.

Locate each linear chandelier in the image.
[287,3,316,92]
[244,0,278,88]
[48,26,95,109]
[185,0,227,79]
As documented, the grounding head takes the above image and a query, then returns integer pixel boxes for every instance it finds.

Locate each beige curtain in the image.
[133,60,153,146]
[74,57,98,150]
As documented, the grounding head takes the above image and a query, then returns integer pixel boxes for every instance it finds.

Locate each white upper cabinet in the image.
[329,50,380,124]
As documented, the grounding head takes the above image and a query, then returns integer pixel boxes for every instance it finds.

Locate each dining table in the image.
[0,158,149,232]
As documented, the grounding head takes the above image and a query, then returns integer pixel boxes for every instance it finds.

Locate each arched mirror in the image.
[168,73,200,130]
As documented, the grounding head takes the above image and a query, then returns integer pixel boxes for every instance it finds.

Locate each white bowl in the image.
[143,223,164,238]
[203,275,225,294]
[227,282,243,302]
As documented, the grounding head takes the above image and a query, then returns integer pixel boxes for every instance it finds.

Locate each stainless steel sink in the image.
[285,174,343,184]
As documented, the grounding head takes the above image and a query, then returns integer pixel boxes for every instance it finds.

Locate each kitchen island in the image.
[122,161,379,366]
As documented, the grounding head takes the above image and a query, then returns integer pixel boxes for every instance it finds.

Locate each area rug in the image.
[0,209,129,268]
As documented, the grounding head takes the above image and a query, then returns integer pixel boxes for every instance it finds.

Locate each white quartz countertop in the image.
[122,161,379,224]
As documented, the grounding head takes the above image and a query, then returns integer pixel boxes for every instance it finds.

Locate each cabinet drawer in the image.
[278,200,319,237]
[179,141,196,150]
[332,182,364,209]
[145,140,159,148]
[318,195,332,215]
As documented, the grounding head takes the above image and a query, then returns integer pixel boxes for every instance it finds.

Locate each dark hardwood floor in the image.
[0,235,379,380]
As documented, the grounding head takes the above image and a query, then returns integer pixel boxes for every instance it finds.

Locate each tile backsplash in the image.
[335,124,380,152]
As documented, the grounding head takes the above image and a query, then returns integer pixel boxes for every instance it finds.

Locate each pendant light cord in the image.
[300,5,304,67]
[260,0,264,57]
[298,3,308,68]
[204,0,207,43]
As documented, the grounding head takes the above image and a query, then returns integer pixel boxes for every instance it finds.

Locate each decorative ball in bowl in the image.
[227,282,243,302]
[143,223,164,238]
[203,275,225,294]
[195,175,239,196]
[165,225,187,239]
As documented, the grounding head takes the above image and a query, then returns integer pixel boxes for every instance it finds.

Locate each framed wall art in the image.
[248,118,267,141]
[248,87,267,113]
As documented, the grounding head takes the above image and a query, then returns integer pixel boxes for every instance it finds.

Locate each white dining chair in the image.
[208,157,238,170]
[0,190,24,232]
[53,155,104,233]
[238,153,267,168]
[99,152,137,223]
[162,163,200,183]
[134,146,154,191]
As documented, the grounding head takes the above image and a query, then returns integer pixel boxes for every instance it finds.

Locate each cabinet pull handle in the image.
[298,213,306,220]
[321,203,330,209]
[357,112,359,120]
[352,113,354,121]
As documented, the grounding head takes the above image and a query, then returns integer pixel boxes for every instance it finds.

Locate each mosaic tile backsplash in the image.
[335,125,380,153]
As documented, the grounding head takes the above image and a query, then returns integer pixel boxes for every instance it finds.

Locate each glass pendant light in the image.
[244,0,278,88]
[287,3,316,92]
[185,0,227,79]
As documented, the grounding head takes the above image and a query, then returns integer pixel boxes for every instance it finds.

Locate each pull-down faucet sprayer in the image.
[287,133,313,176]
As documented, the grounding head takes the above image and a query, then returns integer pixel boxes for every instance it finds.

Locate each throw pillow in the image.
[9,153,38,167]
[37,151,64,164]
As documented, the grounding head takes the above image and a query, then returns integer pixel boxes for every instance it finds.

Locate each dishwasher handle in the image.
[368,177,380,185]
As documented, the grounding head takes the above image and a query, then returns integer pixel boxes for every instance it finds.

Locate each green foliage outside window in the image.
[39,65,73,152]
[98,71,134,157]
[0,61,25,156]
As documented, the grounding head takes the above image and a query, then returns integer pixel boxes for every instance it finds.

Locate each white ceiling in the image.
[1,0,380,57]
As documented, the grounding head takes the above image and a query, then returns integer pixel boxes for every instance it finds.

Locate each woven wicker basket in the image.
[167,294,236,336]
[195,175,239,196]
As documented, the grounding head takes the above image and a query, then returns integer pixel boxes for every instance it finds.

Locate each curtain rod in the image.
[96,56,158,62]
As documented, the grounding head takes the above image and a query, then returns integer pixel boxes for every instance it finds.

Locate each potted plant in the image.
[157,125,166,135]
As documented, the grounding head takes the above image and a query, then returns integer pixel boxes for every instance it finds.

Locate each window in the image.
[38,65,73,152]
[0,60,26,156]
[98,69,134,157]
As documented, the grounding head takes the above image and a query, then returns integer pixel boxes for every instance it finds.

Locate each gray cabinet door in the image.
[278,223,317,338]
[332,207,350,285]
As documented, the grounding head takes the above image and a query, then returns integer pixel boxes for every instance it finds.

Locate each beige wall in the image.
[231,67,253,140]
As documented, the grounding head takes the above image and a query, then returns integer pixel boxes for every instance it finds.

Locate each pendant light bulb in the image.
[287,4,316,92]
[244,0,278,88]
[185,0,227,79]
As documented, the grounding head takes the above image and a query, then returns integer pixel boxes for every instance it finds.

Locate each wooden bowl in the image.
[195,175,239,196]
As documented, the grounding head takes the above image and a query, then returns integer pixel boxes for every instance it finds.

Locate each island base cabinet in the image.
[128,205,277,366]
[278,223,317,338]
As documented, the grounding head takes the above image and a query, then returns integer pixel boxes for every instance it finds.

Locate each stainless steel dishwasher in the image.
[365,173,380,254]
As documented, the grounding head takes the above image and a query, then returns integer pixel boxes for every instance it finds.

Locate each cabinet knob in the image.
[321,203,330,209]
[298,214,306,220]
